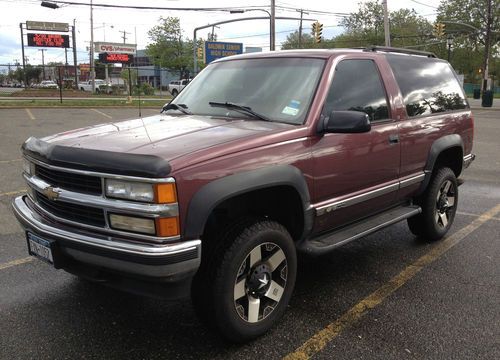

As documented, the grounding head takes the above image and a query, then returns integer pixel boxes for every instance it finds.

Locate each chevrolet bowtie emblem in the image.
[42,186,61,201]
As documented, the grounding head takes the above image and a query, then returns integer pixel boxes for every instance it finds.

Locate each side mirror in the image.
[323,111,371,133]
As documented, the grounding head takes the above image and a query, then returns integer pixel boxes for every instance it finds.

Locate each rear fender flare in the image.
[417,134,463,195]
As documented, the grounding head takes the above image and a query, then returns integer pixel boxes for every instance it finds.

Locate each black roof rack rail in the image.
[363,46,436,58]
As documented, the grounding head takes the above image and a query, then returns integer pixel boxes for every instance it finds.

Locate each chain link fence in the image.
[0,63,191,98]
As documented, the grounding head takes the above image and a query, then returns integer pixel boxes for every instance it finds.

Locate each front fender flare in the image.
[183,165,313,240]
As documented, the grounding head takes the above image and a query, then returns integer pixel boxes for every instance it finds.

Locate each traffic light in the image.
[312,21,323,43]
[433,22,446,38]
[316,22,323,43]
[197,46,203,59]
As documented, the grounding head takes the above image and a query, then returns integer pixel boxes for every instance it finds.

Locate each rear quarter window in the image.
[386,54,468,117]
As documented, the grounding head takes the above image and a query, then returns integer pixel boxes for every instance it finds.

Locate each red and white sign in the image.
[94,42,136,54]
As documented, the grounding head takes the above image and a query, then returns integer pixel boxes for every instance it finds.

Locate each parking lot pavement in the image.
[0,108,499,359]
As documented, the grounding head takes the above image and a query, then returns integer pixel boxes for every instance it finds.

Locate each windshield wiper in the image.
[161,103,192,115]
[208,101,271,122]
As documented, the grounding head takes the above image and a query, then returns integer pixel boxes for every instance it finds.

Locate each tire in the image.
[191,219,297,342]
[171,89,178,97]
[407,167,458,241]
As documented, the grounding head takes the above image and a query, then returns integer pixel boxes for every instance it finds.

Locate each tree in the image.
[436,0,500,87]
[14,65,42,85]
[146,16,194,77]
[281,30,335,49]
[335,1,432,48]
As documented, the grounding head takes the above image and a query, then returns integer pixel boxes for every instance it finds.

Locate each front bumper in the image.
[12,195,201,298]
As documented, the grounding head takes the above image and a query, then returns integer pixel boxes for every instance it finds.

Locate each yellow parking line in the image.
[284,203,500,360]
[0,189,26,197]
[0,158,22,164]
[25,108,35,120]
[0,257,33,271]
[91,108,113,119]
[458,211,500,221]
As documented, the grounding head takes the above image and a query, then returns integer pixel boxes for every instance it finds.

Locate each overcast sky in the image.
[0,0,439,66]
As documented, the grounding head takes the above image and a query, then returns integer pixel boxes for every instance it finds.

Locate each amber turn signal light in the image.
[156,217,180,237]
[155,183,177,203]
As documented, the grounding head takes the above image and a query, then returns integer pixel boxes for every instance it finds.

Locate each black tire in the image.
[171,89,178,97]
[407,167,458,241]
[191,219,297,342]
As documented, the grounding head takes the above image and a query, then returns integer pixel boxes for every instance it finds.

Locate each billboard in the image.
[99,53,134,64]
[27,33,70,48]
[26,21,69,32]
[94,42,136,54]
[204,42,243,64]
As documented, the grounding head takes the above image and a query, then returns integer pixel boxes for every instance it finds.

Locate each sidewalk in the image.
[468,97,499,110]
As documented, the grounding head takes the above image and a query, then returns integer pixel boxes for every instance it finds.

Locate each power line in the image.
[409,0,439,9]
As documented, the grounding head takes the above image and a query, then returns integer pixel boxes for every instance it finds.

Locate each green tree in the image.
[14,65,42,85]
[281,30,335,49]
[146,16,194,77]
[334,1,432,48]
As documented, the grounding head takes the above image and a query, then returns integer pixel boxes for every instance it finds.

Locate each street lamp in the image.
[229,9,274,51]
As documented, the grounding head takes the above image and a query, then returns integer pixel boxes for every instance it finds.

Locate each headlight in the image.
[105,179,177,204]
[109,214,155,235]
[105,179,154,202]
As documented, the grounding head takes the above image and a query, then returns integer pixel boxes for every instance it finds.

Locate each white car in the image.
[38,80,59,89]
[168,79,191,97]
[79,79,112,94]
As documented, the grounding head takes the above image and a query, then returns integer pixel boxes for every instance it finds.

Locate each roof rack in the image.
[363,46,436,58]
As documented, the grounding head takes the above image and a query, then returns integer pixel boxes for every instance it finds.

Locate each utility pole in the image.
[120,30,130,44]
[90,0,95,93]
[297,9,308,49]
[72,19,78,90]
[270,0,275,51]
[382,0,390,47]
[20,23,28,88]
[39,49,46,80]
[482,0,493,92]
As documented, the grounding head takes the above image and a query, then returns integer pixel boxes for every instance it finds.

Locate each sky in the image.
[0,0,439,66]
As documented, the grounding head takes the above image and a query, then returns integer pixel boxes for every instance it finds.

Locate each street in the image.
[0,107,499,359]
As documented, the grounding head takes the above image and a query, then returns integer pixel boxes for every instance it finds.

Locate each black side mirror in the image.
[323,110,371,133]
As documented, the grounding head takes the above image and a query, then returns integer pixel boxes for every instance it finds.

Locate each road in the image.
[0,107,499,359]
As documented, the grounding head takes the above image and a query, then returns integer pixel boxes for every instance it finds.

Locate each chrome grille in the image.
[35,164,102,195]
[35,191,106,227]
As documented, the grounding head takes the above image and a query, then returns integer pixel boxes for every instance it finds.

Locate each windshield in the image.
[172,57,325,124]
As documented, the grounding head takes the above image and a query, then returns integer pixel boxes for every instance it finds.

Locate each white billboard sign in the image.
[94,42,137,54]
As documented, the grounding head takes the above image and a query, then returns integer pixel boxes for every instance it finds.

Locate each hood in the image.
[37,114,295,173]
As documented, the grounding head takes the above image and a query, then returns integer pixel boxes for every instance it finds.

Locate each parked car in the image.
[167,78,191,97]
[79,79,112,94]
[13,47,474,342]
[38,80,58,89]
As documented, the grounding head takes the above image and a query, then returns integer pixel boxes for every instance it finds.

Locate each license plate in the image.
[27,233,54,264]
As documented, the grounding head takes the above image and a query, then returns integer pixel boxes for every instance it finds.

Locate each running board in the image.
[298,205,421,256]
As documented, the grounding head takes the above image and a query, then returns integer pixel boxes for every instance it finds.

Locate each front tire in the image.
[192,219,296,342]
[408,167,458,241]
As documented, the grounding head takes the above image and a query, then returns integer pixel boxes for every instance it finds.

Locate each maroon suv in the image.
[13,47,474,342]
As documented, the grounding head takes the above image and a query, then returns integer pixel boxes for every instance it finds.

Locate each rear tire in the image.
[407,167,458,241]
[171,89,178,97]
[191,219,296,342]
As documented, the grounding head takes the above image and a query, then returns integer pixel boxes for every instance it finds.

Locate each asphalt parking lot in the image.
[0,107,499,359]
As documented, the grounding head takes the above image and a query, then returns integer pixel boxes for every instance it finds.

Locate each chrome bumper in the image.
[463,153,476,169]
[12,195,201,280]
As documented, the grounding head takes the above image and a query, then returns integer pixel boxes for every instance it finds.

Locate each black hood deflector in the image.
[22,137,171,178]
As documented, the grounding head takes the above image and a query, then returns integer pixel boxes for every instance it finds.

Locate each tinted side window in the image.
[322,59,389,122]
[386,55,468,117]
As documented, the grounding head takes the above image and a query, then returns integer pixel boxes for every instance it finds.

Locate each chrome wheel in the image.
[233,242,288,323]
[435,179,456,228]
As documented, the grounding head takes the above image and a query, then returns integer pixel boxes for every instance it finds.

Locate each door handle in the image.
[388,134,399,144]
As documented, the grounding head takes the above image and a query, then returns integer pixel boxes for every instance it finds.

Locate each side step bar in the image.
[298,205,421,256]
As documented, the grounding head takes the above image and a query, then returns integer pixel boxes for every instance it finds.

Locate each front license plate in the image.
[27,232,54,264]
